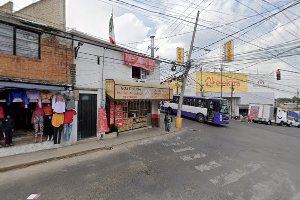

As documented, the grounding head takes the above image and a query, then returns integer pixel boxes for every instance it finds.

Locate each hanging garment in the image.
[8,89,29,106]
[40,92,53,101]
[52,113,64,128]
[63,124,72,143]
[26,90,42,108]
[64,110,77,124]
[53,124,63,144]
[66,96,75,110]
[43,104,53,116]
[34,114,44,136]
[31,107,45,124]
[44,115,53,138]
[52,95,65,113]
[0,105,4,119]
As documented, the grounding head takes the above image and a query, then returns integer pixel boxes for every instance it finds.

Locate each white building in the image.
[70,30,171,141]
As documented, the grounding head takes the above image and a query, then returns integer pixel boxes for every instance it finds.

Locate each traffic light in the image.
[276,69,281,80]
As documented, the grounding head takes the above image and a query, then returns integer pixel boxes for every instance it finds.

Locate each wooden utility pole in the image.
[176,10,200,128]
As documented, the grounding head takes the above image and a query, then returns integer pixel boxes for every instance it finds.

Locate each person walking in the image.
[164,113,172,132]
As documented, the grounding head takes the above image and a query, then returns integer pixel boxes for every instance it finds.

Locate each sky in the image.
[0,0,299,98]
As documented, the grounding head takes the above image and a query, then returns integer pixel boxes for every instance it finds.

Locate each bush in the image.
[110,124,118,133]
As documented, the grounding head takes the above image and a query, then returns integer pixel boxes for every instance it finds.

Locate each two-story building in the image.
[70,30,172,141]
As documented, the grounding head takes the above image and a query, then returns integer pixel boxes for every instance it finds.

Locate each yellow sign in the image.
[224,40,234,62]
[196,72,248,93]
[164,81,182,94]
[106,79,115,98]
[177,47,184,65]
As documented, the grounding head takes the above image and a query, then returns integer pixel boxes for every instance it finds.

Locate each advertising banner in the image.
[97,108,108,133]
[123,49,155,71]
[196,72,248,93]
[224,40,234,62]
[177,47,184,65]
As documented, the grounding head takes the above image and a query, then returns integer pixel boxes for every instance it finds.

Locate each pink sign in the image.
[98,108,108,133]
[123,49,155,71]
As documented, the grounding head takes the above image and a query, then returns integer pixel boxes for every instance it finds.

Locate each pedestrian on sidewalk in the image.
[164,113,172,132]
[3,115,14,146]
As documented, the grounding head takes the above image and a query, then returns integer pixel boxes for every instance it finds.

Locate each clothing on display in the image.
[64,110,77,124]
[44,115,53,140]
[53,125,63,144]
[0,105,4,119]
[66,96,75,110]
[8,89,29,106]
[33,114,44,137]
[52,113,64,128]
[52,94,65,113]
[3,116,14,145]
[64,123,72,142]
[43,104,53,115]
[27,91,42,108]
[40,92,52,101]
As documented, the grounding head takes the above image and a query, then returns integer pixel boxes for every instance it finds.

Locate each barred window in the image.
[0,23,13,55]
[16,29,39,59]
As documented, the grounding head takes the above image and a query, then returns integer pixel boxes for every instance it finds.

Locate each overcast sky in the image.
[0,0,299,98]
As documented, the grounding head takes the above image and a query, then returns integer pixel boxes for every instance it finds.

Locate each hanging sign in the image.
[176,47,184,65]
[98,108,108,133]
[224,40,234,62]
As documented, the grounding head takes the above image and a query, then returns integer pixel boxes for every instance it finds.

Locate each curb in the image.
[0,128,186,173]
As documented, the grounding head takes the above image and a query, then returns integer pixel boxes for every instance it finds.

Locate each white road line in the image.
[172,146,194,153]
[180,153,206,161]
[162,141,185,147]
[195,161,221,172]
[209,163,261,186]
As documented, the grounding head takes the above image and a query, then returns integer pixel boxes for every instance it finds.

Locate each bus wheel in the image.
[167,107,173,115]
[196,113,205,123]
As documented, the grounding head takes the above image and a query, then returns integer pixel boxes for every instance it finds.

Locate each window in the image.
[0,23,40,59]
[0,23,14,55]
[172,96,179,104]
[196,99,205,108]
[132,66,141,79]
[132,66,149,80]
[16,29,39,59]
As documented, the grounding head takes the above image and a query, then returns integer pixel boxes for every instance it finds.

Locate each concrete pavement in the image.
[1,118,300,199]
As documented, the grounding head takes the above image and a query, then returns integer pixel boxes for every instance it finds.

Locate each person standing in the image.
[164,113,172,132]
[3,115,14,146]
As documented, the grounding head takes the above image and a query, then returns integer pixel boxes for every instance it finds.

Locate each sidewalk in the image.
[0,124,183,173]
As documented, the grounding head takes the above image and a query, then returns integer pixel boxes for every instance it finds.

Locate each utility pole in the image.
[148,36,158,58]
[220,45,223,98]
[200,65,204,97]
[176,10,200,128]
[297,89,299,111]
[230,84,234,118]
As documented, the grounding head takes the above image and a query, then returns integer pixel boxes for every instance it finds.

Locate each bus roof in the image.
[173,95,227,101]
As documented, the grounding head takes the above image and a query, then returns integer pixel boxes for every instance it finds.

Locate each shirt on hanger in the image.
[27,90,42,108]
[8,90,29,106]
[52,94,66,113]
[43,104,53,115]
[41,92,53,101]
[0,105,4,119]
[64,110,77,124]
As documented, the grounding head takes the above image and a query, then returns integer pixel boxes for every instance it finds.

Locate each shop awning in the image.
[0,81,66,91]
[106,79,173,100]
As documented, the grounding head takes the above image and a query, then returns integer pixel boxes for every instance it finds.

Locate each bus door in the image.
[207,100,216,121]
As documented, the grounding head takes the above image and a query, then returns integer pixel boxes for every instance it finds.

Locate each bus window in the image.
[197,99,205,108]
[172,96,179,103]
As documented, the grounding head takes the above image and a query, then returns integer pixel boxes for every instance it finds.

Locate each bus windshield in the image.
[219,100,229,114]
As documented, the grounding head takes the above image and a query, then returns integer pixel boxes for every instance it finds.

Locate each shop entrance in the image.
[78,94,97,139]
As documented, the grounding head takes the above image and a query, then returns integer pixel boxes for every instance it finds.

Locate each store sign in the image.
[97,108,108,133]
[115,85,170,100]
[196,72,248,93]
[123,49,155,71]
[177,47,184,65]
[224,40,234,62]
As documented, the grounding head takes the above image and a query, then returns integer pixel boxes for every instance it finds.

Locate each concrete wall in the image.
[0,33,73,85]
[14,0,65,30]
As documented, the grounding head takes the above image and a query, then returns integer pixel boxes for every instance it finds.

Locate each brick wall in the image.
[0,34,73,85]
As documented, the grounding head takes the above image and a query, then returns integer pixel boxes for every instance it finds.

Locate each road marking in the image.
[172,146,194,153]
[209,163,261,186]
[162,141,185,147]
[195,161,221,172]
[180,153,206,161]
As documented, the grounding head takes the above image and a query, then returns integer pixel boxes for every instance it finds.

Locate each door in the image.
[78,94,97,140]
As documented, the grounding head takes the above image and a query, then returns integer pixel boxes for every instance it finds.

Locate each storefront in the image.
[106,79,172,132]
[0,81,75,147]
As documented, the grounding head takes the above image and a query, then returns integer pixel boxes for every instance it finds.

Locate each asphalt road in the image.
[1,119,300,200]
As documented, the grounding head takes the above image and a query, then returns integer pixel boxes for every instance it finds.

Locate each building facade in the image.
[71,30,171,141]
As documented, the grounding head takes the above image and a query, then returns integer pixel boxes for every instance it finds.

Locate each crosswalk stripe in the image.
[180,153,206,161]
[195,161,221,172]
[172,146,194,153]
[209,163,261,186]
[162,141,185,147]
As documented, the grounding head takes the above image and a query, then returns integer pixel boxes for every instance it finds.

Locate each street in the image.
[1,118,300,200]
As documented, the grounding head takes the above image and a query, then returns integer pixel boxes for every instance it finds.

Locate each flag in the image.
[109,13,116,45]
